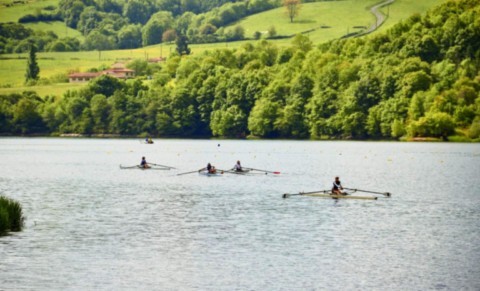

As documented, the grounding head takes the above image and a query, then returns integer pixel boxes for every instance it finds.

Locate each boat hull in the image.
[120,165,169,170]
[198,171,223,176]
[304,193,377,200]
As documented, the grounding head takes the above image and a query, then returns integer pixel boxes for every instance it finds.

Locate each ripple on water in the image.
[0,139,479,290]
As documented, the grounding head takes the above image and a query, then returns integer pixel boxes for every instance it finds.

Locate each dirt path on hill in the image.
[363,0,395,34]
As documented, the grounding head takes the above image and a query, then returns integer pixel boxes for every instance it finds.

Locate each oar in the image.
[223,170,248,175]
[343,188,391,197]
[176,169,202,176]
[119,164,140,169]
[244,167,280,174]
[150,163,176,169]
[283,190,330,198]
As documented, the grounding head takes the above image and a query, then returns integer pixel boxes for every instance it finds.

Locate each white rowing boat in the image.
[226,169,253,175]
[283,191,378,200]
[304,192,377,200]
[119,165,170,170]
[198,170,224,176]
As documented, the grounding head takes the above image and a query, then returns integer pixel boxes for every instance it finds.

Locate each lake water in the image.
[0,138,479,290]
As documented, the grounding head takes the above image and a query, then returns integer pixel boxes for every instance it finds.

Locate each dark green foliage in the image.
[88,75,125,97]
[141,11,174,46]
[25,43,40,82]
[408,111,456,138]
[0,23,33,40]
[0,196,25,235]
[176,34,191,55]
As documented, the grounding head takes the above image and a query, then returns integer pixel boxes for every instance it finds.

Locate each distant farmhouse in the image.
[68,63,135,83]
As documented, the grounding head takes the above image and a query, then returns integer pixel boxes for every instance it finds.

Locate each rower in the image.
[233,160,243,172]
[332,176,344,194]
[206,162,216,174]
[140,156,150,169]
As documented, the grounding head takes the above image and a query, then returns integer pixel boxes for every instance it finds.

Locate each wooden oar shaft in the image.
[244,167,279,174]
[120,164,140,169]
[344,188,391,196]
[151,163,176,169]
[176,170,201,176]
[283,190,329,198]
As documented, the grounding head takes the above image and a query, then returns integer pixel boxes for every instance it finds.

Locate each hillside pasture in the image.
[23,21,84,39]
[375,0,449,34]
[0,43,178,95]
[0,0,58,23]
[225,0,380,44]
[0,82,86,97]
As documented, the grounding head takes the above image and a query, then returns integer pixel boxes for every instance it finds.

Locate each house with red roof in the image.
[68,63,135,83]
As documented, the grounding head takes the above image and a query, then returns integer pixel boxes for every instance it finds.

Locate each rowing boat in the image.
[119,165,170,170]
[198,170,223,176]
[226,169,254,175]
[303,192,377,200]
[283,190,378,200]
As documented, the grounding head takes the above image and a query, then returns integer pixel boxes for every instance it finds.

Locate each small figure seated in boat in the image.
[332,176,344,195]
[206,162,216,174]
[140,156,150,169]
[232,160,244,172]
[145,137,154,144]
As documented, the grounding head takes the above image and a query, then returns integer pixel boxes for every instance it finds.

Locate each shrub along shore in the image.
[0,196,24,236]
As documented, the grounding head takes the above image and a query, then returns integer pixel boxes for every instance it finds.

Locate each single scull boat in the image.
[198,170,224,176]
[304,192,377,200]
[119,165,170,170]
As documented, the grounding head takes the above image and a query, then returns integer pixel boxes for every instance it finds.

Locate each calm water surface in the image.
[0,138,479,290]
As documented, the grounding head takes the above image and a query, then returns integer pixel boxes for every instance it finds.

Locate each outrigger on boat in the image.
[198,170,224,176]
[282,189,391,200]
[303,192,377,200]
[119,165,170,170]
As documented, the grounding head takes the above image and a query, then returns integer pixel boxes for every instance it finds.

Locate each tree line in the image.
[1,0,479,140]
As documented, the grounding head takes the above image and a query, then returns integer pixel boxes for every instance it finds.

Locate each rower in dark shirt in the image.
[206,163,216,174]
[140,156,150,169]
[332,176,344,194]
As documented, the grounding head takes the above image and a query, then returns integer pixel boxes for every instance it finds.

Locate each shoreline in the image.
[0,134,478,142]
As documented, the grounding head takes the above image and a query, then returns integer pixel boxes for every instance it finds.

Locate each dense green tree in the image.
[90,94,110,132]
[12,96,45,134]
[142,11,174,46]
[88,75,125,97]
[59,0,87,28]
[175,34,191,55]
[25,43,40,83]
[283,0,302,23]
[82,30,115,50]
[118,24,142,49]
[408,111,456,138]
[123,0,152,25]
[248,98,281,137]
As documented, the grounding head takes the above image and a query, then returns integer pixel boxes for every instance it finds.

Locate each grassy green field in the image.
[375,0,449,34]
[0,82,86,96]
[225,0,380,44]
[23,21,84,39]
[0,0,58,23]
[0,0,448,97]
